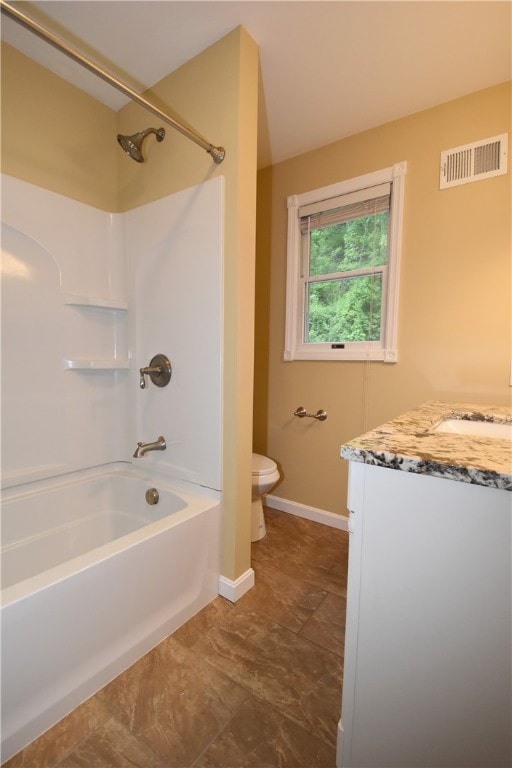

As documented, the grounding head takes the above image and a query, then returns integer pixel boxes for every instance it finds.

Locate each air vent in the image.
[440,133,508,189]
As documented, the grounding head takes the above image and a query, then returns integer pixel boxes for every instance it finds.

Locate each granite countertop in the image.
[340,401,512,491]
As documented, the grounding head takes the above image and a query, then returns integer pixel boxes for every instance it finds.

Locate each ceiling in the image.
[2,1,511,168]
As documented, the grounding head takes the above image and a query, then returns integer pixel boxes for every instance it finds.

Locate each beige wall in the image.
[1,43,118,209]
[1,28,259,583]
[254,82,511,516]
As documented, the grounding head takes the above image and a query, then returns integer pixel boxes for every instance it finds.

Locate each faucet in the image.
[133,436,166,458]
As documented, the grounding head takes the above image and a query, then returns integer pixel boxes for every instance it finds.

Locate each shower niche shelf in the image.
[63,293,129,371]
[62,294,128,310]
[64,358,130,370]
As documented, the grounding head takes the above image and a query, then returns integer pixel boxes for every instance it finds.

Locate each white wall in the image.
[126,177,223,489]
[1,175,127,486]
[1,174,223,492]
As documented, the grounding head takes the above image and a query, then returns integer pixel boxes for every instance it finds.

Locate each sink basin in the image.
[433,419,512,439]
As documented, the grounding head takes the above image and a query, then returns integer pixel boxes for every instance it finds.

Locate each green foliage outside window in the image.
[306,212,389,343]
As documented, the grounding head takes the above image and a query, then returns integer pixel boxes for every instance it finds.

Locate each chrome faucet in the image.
[133,436,166,458]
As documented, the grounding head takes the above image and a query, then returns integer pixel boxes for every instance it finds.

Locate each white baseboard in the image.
[218,568,255,602]
[264,494,349,531]
[336,719,344,768]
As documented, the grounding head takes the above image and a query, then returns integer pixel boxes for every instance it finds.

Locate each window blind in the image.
[299,182,390,235]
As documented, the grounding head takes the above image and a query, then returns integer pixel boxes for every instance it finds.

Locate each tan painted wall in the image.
[1,28,259,582]
[1,42,118,210]
[254,82,511,516]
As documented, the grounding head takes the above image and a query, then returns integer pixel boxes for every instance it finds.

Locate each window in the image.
[284,162,406,361]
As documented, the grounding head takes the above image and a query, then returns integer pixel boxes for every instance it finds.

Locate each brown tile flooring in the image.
[5,508,348,768]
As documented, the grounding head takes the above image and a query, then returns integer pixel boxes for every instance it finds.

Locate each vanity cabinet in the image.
[337,461,511,768]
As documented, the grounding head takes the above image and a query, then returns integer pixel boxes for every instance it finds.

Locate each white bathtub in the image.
[0,463,220,762]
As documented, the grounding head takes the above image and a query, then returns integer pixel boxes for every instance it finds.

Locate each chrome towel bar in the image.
[294,406,328,421]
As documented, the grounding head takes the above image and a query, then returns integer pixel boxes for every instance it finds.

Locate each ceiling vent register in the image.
[440,133,508,189]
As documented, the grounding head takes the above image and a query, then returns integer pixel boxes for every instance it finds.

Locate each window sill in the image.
[283,346,397,362]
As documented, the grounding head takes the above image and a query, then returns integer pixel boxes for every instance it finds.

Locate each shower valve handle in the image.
[139,365,162,389]
[139,354,172,390]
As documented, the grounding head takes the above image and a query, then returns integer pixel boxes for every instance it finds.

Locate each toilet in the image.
[251,453,280,542]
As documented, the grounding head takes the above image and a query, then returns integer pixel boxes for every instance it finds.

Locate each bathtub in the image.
[0,463,220,762]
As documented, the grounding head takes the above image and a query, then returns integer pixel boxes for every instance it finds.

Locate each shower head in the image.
[117,127,165,163]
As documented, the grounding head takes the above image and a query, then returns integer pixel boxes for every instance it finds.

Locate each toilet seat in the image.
[252,453,277,477]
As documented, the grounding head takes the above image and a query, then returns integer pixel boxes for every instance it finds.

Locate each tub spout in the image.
[133,436,166,458]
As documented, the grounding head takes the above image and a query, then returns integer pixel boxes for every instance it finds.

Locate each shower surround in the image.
[1,173,223,488]
[0,173,224,760]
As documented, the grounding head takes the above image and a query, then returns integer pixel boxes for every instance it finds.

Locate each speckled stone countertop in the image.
[340,401,512,491]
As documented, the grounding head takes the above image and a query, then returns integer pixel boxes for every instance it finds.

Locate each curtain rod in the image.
[0,0,225,164]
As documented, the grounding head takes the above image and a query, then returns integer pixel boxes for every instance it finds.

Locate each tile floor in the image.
[4,508,348,768]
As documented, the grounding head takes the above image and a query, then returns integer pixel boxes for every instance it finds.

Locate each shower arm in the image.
[0,0,225,164]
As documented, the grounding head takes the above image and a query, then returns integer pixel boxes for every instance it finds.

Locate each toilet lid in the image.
[252,453,277,476]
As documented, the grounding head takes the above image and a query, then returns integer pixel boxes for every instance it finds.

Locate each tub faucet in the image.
[133,436,166,458]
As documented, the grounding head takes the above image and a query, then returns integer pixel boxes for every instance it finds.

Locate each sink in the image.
[432,419,512,439]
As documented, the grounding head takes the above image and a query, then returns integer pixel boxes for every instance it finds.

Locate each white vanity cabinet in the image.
[337,461,511,768]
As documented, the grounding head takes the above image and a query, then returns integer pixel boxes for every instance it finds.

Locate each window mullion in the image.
[306,266,385,284]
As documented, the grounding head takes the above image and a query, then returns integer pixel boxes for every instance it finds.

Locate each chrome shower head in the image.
[117,127,165,163]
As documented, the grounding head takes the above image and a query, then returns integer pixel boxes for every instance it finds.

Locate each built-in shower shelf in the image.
[64,359,130,370]
[63,294,128,310]
[63,294,128,371]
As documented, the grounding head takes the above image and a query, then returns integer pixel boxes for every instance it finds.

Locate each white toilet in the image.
[251,453,280,542]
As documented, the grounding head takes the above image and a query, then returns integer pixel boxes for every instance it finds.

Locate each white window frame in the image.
[284,162,406,362]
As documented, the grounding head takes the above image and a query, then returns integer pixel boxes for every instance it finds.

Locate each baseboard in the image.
[264,494,349,531]
[336,719,344,768]
[218,568,255,602]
